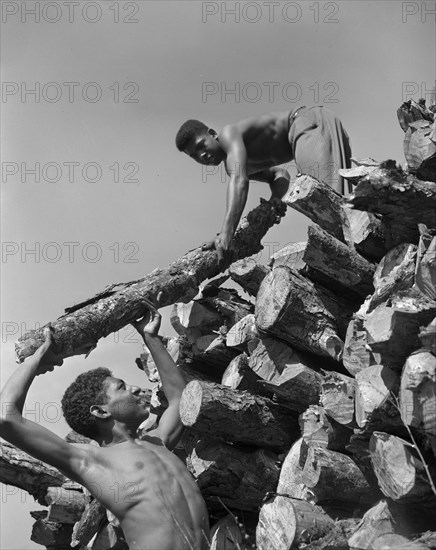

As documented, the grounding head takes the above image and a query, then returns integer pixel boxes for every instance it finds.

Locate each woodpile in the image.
[2,103,436,549]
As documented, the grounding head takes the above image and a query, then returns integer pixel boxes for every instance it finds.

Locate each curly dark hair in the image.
[61,367,112,440]
[175,119,209,151]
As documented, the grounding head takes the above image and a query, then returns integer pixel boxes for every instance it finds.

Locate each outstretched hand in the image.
[202,232,234,263]
[132,293,162,338]
[35,327,64,375]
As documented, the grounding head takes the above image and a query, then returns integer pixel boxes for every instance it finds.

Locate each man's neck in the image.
[97,423,138,447]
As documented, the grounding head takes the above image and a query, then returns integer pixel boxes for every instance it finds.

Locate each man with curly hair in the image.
[176,107,352,261]
[0,299,210,550]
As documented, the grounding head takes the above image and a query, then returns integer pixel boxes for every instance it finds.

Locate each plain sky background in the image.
[1,1,435,548]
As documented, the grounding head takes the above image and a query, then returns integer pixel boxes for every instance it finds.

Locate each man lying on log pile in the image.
[0,296,210,550]
[176,106,352,260]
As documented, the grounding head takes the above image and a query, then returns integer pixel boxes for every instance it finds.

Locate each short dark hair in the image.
[175,119,208,151]
[61,367,112,440]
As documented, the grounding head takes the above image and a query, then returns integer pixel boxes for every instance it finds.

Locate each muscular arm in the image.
[0,330,87,480]
[250,166,290,200]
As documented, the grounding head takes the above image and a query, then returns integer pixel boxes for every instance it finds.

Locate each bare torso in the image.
[78,437,209,550]
[219,110,294,175]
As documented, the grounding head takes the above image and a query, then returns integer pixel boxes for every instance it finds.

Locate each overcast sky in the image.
[1,1,435,547]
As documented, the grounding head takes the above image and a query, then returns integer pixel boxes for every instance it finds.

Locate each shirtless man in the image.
[175,106,351,260]
[0,298,210,550]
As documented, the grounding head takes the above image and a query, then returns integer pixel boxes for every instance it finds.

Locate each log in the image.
[177,334,238,377]
[0,439,66,505]
[419,317,436,354]
[179,380,299,451]
[319,371,356,427]
[259,363,324,413]
[369,243,418,312]
[348,500,397,550]
[16,198,286,362]
[299,405,352,452]
[276,438,311,500]
[221,353,273,398]
[415,225,436,300]
[225,314,257,349]
[209,515,243,550]
[228,256,270,296]
[184,436,280,510]
[71,498,107,548]
[355,365,401,430]
[349,162,436,248]
[45,486,87,524]
[369,432,436,504]
[343,315,378,377]
[31,514,74,549]
[301,445,378,505]
[342,206,387,262]
[283,175,350,242]
[255,266,354,361]
[268,242,306,269]
[298,518,360,550]
[373,533,431,550]
[170,301,223,342]
[92,522,128,550]
[400,350,436,456]
[397,98,435,133]
[247,336,303,382]
[403,119,436,183]
[303,223,376,298]
[256,495,334,550]
[364,292,436,370]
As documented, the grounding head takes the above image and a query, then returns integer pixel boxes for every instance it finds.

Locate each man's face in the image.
[102,376,149,427]
[184,131,224,166]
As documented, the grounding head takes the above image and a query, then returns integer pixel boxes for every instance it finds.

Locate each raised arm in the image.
[0,328,87,479]
[250,166,290,200]
[132,298,185,450]
[214,125,250,261]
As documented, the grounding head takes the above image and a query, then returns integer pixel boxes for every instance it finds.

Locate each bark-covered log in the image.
[225,314,257,350]
[45,486,87,524]
[299,405,352,452]
[369,243,418,312]
[343,315,378,377]
[255,266,355,361]
[170,301,223,342]
[259,364,324,413]
[301,446,378,506]
[0,440,66,505]
[184,436,280,510]
[256,495,334,550]
[319,371,356,427]
[16,199,286,363]
[179,380,299,451]
[303,223,376,298]
[177,333,238,378]
[228,256,270,297]
[71,498,107,548]
[400,350,436,456]
[364,291,436,370]
[348,500,397,550]
[349,162,436,248]
[298,518,360,550]
[342,206,387,262]
[369,432,436,504]
[355,365,401,430]
[283,175,350,242]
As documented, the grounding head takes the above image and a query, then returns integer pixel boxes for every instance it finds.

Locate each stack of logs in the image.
[1,103,436,550]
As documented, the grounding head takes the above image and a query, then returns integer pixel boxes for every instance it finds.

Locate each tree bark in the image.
[179,380,299,451]
[71,498,107,548]
[31,514,74,549]
[255,266,354,361]
[228,256,270,297]
[184,435,280,510]
[299,405,352,452]
[0,440,66,505]
[45,486,87,524]
[16,199,286,362]
[256,495,334,550]
[304,223,376,298]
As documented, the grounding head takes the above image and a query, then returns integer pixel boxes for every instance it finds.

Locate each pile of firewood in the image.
[1,101,435,549]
